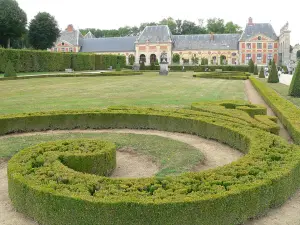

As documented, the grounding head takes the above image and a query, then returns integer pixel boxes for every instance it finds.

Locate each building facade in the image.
[50,18,291,66]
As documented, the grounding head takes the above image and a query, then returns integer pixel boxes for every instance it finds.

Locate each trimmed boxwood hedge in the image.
[0,49,126,73]
[250,77,300,144]
[0,71,143,81]
[5,103,300,225]
[193,72,249,80]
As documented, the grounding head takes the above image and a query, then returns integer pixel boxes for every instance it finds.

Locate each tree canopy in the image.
[28,12,60,50]
[0,0,27,48]
[80,17,242,38]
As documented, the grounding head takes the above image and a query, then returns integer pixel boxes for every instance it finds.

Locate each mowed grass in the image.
[260,78,300,107]
[0,72,247,115]
[0,132,203,177]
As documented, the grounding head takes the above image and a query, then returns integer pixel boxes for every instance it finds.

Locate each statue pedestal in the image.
[133,63,140,71]
[159,63,169,75]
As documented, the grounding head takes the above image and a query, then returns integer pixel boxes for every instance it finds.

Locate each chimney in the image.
[248,17,253,25]
[210,32,214,41]
[66,24,74,32]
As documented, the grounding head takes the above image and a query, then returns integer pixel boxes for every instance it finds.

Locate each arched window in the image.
[150,54,157,63]
[139,54,146,63]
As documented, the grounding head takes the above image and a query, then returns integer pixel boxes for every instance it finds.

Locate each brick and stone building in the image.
[50,18,291,66]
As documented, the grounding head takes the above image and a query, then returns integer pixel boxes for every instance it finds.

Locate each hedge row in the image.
[0,71,143,81]
[193,73,249,80]
[250,77,300,144]
[0,49,126,73]
[6,103,300,225]
[124,65,249,72]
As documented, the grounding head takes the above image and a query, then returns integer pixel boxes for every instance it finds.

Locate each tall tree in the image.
[224,22,242,33]
[159,17,177,34]
[0,0,27,48]
[206,18,225,33]
[28,12,60,50]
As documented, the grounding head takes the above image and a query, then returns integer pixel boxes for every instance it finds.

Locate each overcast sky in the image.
[17,0,299,45]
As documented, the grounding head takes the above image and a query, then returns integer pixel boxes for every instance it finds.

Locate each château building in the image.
[50,18,291,66]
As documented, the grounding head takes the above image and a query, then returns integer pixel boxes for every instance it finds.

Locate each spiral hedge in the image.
[6,102,300,225]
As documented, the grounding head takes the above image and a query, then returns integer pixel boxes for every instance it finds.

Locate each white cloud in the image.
[17,0,299,45]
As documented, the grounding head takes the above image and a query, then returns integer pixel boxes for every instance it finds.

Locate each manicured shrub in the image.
[259,67,265,78]
[289,61,300,97]
[140,61,146,70]
[116,63,121,71]
[267,60,279,83]
[4,60,16,77]
[172,53,180,64]
[193,72,249,80]
[150,62,156,70]
[254,65,258,75]
[4,103,300,225]
[248,59,254,73]
[250,77,300,144]
[128,54,135,65]
[94,55,126,70]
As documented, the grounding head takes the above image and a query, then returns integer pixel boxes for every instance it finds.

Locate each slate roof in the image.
[172,34,241,51]
[239,23,278,41]
[56,29,82,46]
[136,25,172,43]
[80,36,137,52]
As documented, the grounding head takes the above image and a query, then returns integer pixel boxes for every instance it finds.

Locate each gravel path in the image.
[0,129,243,225]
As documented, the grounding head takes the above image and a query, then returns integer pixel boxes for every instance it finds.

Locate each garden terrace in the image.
[6,102,300,225]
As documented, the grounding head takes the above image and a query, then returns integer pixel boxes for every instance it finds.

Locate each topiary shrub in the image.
[254,65,258,75]
[140,61,146,70]
[172,53,180,64]
[248,59,254,73]
[259,67,265,78]
[289,61,300,97]
[267,60,279,83]
[4,60,16,77]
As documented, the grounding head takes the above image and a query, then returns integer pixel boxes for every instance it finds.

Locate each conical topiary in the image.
[254,65,258,75]
[248,59,254,73]
[267,60,279,83]
[259,67,265,78]
[289,61,300,97]
[4,60,16,77]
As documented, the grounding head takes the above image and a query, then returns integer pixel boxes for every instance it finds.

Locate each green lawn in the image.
[260,78,300,107]
[0,72,247,114]
[0,132,203,177]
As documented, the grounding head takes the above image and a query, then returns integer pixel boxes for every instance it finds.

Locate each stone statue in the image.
[160,52,168,64]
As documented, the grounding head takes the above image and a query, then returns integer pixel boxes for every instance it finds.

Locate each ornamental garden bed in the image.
[5,101,300,225]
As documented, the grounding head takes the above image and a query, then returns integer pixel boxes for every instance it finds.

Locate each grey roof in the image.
[239,23,278,41]
[81,36,137,52]
[172,34,241,51]
[84,31,95,39]
[136,25,172,43]
[56,30,82,46]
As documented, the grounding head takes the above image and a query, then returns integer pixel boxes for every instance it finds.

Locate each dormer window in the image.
[62,42,65,46]
[258,36,262,40]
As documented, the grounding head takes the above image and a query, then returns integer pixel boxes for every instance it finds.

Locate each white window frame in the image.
[257,43,262,49]
[61,48,65,52]
[268,53,273,60]
[257,53,262,63]
[247,43,251,49]
[268,43,273,49]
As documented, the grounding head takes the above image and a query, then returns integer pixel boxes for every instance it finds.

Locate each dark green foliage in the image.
[297,50,300,59]
[28,12,60,50]
[248,59,254,73]
[116,63,121,71]
[193,71,249,80]
[289,61,300,97]
[250,77,300,144]
[94,54,126,70]
[194,65,249,72]
[5,103,300,225]
[200,58,209,65]
[191,56,199,65]
[150,62,156,70]
[0,0,27,48]
[220,55,226,65]
[172,53,180,64]
[71,54,95,71]
[254,65,258,75]
[267,60,279,83]
[140,61,146,70]
[4,60,16,77]
[128,54,135,65]
[259,67,265,78]
[269,59,272,66]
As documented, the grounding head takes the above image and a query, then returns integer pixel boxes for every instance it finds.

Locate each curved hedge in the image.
[6,104,300,225]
